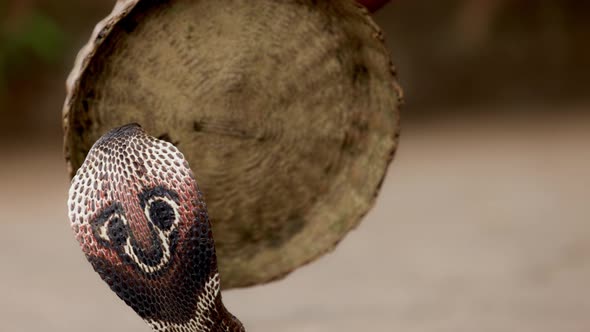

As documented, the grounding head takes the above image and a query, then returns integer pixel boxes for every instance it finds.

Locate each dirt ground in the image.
[1,108,589,332]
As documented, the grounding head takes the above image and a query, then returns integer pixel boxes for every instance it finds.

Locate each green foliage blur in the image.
[0,4,64,101]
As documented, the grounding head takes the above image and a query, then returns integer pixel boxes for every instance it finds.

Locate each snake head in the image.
[68,124,244,332]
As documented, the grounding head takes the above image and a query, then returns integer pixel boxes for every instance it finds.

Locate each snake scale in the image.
[68,124,245,332]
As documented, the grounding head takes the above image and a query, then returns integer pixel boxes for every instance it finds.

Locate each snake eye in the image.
[148,199,177,230]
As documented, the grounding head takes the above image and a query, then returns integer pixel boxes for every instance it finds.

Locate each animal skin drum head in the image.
[63,0,402,289]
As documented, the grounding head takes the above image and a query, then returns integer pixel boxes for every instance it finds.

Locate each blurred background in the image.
[1,0,589,331]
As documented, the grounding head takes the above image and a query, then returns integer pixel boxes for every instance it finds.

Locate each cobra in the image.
[68,124,245,332]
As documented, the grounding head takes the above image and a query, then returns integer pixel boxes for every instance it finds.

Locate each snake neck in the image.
[210,301,246,332]
[144,274,245,332]
[149,301,245,332]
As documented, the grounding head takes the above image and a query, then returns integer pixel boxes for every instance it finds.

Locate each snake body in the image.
[68,124,245,332]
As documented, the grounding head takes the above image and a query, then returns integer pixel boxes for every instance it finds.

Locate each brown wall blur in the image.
[376,1,590,113]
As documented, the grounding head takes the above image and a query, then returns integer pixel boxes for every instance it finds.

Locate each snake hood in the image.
[68,124,245,332]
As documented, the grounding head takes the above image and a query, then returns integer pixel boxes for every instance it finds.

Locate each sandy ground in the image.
[1,109,589,332]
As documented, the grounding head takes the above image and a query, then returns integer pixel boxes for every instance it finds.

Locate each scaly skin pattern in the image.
[68,124,245,332]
